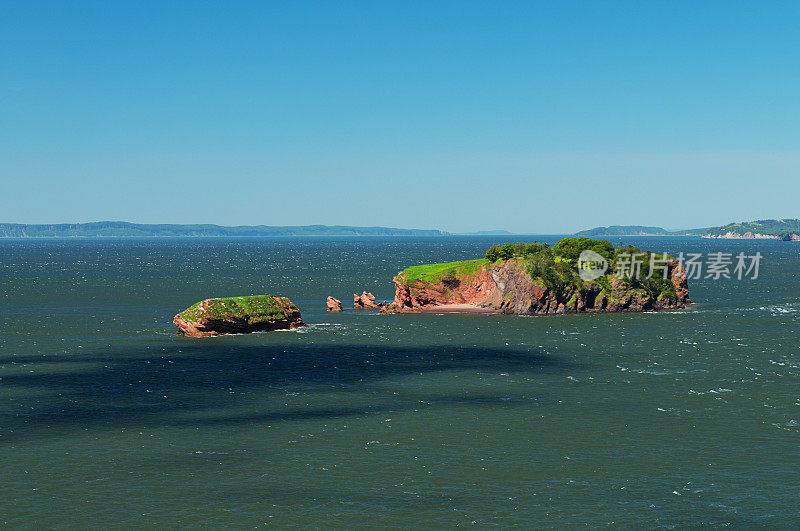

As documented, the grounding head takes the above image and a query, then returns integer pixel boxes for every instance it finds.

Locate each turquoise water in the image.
[1,236,799,527]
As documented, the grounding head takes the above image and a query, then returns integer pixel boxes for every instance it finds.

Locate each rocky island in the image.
[381,238,689,315]
[173,295,305,337]
[326,296,343,312]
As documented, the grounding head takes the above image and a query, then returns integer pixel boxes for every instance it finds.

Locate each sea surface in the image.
[1,236,799,528]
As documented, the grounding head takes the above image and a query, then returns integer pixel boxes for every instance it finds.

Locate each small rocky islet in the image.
[173,238,690,336]
[326,296,343,312]
[173,295,305,337]
[353,291,390,309]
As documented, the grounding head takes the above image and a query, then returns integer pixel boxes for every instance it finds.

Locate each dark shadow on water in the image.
[0,342,575,444]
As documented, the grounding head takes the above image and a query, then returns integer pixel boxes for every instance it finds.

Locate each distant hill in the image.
[0,222,450,238]
[577,225,681,237]
[578,219,800,240]
[703,219,800,240]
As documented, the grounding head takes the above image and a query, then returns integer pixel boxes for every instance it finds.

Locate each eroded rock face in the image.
[383,259,690,315]
[173,295,305,337]
[390,266,498,310]
[327,296,343,312]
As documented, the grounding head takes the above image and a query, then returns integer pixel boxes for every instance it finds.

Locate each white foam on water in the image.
[739,303,800,316]
[275,323,346,333]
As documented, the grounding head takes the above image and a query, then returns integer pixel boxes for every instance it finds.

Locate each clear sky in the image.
[2,1,798,233]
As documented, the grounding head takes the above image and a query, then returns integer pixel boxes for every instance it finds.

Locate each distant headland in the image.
[0,222,449,238]
[575,225,706,237]
[701,219,800,241]
[577,219,800,240]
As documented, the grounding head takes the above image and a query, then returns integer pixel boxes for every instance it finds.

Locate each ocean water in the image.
[1,236,799,527]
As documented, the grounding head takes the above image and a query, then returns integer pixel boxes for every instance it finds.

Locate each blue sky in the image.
[2,1,798,233]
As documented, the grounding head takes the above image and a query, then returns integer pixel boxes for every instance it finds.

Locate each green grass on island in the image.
[179,295,290,325]
[398,259,491,284]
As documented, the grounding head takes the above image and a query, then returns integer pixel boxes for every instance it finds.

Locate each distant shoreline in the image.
[0,222,449,238]
[0,234,455,239]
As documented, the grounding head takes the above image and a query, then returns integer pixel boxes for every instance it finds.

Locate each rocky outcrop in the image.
[703,231,776,239]
[354,291,376,309]
[383,259,689,316]
[702,231,800,240]
[326,296,343,312]
[353,291,388,309]
[671,263,689,302]
[173,295,305,337]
